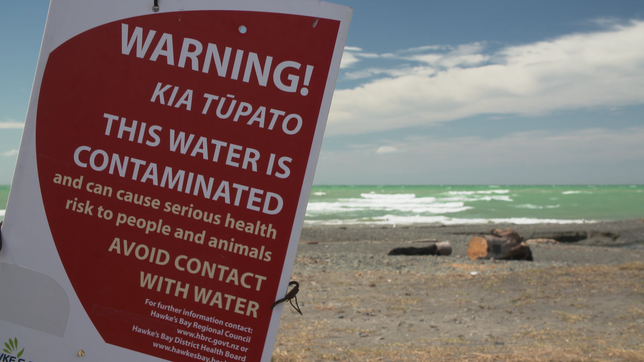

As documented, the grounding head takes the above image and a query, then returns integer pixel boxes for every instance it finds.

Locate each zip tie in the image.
[271,281,302,315]
[153,0,159,12]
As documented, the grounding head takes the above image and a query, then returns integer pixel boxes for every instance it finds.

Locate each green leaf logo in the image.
[2,338,25,358]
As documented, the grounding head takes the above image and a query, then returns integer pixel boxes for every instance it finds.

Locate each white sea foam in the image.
[360,192,416,199]
[304,215,594,226]
[447,190,510,195]
[515,204,543,209]
[305,193,472,215]
[0,209,4,217]
[442,195,513,202]
[313,192,326,196]
[480,195,513,202]
[304,185,639,225]
[306,201,471,215]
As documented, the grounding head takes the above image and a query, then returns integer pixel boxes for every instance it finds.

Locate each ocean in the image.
[1,185,642,225]
[0,185,8,222]
[305,185,644,225]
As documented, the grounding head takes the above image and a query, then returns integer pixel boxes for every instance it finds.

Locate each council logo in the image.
[1,338,31,362]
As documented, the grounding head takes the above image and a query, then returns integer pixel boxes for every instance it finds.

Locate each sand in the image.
[272,220,644,361]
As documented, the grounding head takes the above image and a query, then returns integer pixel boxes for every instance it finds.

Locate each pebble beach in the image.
[273,220,644,361]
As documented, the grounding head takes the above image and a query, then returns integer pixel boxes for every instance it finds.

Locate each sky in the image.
[1,1,644,185]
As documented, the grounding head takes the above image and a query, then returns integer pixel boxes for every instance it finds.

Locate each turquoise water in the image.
[1,185,643,224]
[305,185,644,225]
[0,185,8,221]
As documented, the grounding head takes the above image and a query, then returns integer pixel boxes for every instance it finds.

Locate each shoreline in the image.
[294,219,644,277]
[300,218,644,248]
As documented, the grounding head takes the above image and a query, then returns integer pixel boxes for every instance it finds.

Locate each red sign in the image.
[34,10,345,362]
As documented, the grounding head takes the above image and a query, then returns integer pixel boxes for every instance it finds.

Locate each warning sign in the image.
[0,1,351,361]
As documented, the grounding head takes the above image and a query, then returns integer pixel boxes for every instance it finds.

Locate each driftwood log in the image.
[468,228,533,261]
[389,241,452,256]
[526,238,558,245]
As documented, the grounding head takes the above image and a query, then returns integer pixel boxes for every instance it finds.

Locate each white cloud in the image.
[344,46,363,52]
[0,122,25,129]
[1,150,18,157]
[343,66,438,81]
[340,46,380,68]
[375,146,399,154]
[329,20,644,135]
[403,42,490,69]
[314,127,644,184]
[340,51,361,68]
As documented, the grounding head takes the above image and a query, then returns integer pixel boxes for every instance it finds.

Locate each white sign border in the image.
[1,0,351,361]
